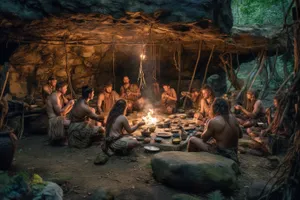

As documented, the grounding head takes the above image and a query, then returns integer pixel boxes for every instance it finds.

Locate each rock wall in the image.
[0,0,233,33]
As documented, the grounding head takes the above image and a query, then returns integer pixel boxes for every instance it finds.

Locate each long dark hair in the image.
[212,98,230,123]
[105,99,127,137]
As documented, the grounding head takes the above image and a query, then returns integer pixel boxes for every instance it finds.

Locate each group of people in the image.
[42,74,290,164]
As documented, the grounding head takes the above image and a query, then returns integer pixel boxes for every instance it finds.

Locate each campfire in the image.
[142,109,158,126]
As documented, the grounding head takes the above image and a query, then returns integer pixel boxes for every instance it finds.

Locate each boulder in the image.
[151,152,239,193]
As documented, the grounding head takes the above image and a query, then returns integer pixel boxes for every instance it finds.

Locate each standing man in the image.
[161,83,177,114]
[120,76,144,113]
[97,82,119,117]
[46,82,74,145]
[68,86,105,148]
[42,76,57,103]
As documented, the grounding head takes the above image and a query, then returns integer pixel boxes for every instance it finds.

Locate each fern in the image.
[207,190,225,200]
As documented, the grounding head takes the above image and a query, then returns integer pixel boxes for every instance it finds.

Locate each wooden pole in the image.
[64,40,76,98]
[112,44,115,90]
[0,72,9,101]
[183,41,202,109]
[249,51,266,90]
[293,0,300,74]
[201,45,215,87]
[176,44,182,99]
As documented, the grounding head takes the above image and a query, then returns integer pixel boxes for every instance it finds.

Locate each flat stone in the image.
[151,152,239,193]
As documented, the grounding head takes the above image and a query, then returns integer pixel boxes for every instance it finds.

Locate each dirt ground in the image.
[10,133,276,200]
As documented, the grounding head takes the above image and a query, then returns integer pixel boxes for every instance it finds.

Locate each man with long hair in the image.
[46,81,74,145]
[194,84,215,121]
[68,86,105,148]
[234,89,266,128]
[188,98,242,162]
[97,82,119,116]
[104,99,145,155]
[161,83,177,114]
[120,76,145,113]
[42,76,57,103]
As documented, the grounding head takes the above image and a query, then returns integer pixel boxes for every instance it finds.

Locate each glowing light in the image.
[140,54,146,60]
[142,109,157,125]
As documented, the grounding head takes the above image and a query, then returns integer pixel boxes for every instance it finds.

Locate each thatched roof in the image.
[0,13,287,55]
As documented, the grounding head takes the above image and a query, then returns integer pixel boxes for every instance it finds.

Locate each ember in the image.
[142,109,158,125]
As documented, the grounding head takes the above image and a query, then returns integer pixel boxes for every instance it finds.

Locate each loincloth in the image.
[68,121,103,149]
[48,116,65,141]
[208,143,239,163]
[109,137,135,154]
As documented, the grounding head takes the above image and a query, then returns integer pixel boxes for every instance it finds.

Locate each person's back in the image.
[46,92,58,119]
[109,115,127,138]
[211,114,240,149]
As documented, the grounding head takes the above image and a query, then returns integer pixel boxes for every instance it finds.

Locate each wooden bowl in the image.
[144,138,151,144]
[149,126,156,132]
[155,137,163,143]
[172,133,180,138]
[172,138,181,145]
[141,130,151,137]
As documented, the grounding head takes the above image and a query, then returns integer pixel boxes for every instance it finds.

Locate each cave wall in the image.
[6,43,226,99]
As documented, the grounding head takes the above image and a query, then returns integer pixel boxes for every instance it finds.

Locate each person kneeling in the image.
[188,98,242,163]
[68,86,105,149]
[104,99,145,155]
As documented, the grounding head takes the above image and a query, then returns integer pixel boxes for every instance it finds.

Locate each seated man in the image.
[161,83,177,114]
[120,76,145,113]
[97,82,119,117]
[104,99,145,155]
[68,86,105,149]
[188,98,242,163]
[234,89,266,128]
[194,85,215,121]
[180,88,201,110]
[46,82,74,145]
[42,76,57,103]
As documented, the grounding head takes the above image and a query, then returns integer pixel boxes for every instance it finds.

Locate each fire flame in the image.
[142,109,157,125]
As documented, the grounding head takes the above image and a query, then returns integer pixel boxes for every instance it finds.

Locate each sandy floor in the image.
[10,133,277,200]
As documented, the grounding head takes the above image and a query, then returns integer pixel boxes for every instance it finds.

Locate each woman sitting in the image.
[103,99,145,155]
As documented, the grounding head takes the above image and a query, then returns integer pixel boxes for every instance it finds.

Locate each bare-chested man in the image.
[97,82,119,116]
[104,99,145,155]
[161,83,177,114]
[46,81,74,144]
[68,86,105,149]
[188,98,242,163]
[194,85,215,120]
[120,76,145,113]
[234,89,266,128]
[42,76,57,103]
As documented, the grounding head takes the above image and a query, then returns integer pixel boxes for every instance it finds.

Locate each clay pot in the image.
[0,131,17,170]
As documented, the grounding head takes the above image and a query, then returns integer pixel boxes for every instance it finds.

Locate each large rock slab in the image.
[151,152,239,193]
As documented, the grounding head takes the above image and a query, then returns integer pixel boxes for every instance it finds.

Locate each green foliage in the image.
[207,190,224,200]
[232,0,293,25]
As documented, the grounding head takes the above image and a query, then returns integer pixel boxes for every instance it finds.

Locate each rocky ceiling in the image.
[0,0,287,54]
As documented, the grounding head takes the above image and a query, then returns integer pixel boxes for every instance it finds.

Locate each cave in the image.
[1,1,298,200]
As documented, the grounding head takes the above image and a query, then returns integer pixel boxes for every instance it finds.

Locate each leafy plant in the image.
[207,190,225,200]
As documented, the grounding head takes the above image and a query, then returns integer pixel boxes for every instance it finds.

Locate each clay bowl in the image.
[149,126,156,132]
[171,129,180,134]
[172,138,181,145]
[163,122,171,128]
[136,136,145,142]
[141,130,151,137]
[172,133,180,138]
[155,137,163,143]
[144,137,151,144]
[157,123,164,128]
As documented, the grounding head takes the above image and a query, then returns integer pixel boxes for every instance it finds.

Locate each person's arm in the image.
[121,116,144,134]
[120,87,126,98]
[97,94,104,113]
[199,99,205,115]
[62,95,69,105]
[43,85,51,95]
[113,91,120,100]
[166,89,177,101]
[241,100,263,118]
[52,96,73,116]
[201,120,215,142]
[86,106,104,122]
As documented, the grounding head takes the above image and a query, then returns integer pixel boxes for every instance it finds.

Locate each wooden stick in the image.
[18,102,25,139]
[249,51,266,90]
[176,44,182,99]
[183,41,202,109]
[64,40,76,98]
[0,71,9,101]
[275,72,294,96]
[112,44,116,90]
[201,45,215,87]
